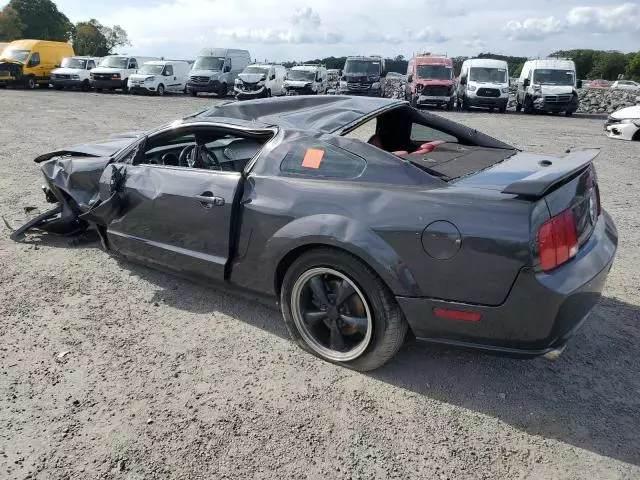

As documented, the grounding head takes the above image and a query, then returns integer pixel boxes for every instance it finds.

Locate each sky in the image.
[2,0,639,61]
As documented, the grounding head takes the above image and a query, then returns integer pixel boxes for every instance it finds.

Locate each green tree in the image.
[4,0,72,41]
[0,5,24,41]
[589,51,629,80]
[72,19,130,56]
[627,51,640,81]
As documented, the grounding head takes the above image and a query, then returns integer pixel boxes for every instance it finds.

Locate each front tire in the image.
[26,76,36,89]
[218,83,227,97]
[157,84,165,96]
[523,96,533,114]
[280,248,408,371]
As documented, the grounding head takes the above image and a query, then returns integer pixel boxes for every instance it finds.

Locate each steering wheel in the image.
[200,144,222,170]
[178,145,197,168]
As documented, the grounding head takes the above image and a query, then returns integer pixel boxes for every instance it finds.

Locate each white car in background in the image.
[128,60,192,96]
[605,105,640,141]
[50,56,101,90]
[610,80,640,91]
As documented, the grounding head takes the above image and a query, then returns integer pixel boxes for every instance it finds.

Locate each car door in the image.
[92,126,243,282]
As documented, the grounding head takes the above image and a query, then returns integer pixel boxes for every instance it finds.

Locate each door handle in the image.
[194,193,225,208]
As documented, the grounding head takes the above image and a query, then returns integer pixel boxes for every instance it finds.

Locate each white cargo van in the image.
[90,55,159,92]
[283,64,327,95]
[187,48,251,97]
[234,63,286,100]
[457,58,509,113]
[128,60,192,96]
[50,56,101,90]
[516,59,582,115]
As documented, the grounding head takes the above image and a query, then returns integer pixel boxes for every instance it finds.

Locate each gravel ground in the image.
[1,90,639,480]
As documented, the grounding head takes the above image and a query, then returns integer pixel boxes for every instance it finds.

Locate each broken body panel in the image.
[10,96,617,358]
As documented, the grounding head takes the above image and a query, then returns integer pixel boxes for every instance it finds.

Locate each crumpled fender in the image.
[266,214,423,297]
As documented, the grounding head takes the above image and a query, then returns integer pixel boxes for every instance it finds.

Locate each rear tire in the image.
[280,248,408,372]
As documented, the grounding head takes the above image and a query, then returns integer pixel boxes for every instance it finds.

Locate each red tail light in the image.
[537,209,579,272]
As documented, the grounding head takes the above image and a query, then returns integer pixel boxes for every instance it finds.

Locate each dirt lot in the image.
[1,90,639,480]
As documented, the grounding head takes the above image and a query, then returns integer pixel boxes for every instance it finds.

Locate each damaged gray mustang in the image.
[8,96,618,371]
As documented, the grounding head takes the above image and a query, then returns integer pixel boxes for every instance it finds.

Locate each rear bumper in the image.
[397,210,618,356]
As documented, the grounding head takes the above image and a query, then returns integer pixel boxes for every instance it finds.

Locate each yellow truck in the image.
[0,39,75,89]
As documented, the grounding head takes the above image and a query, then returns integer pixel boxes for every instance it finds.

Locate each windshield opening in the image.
[61,58,88,69]
[469,67,507,83]
[243,66,269,76]
[194,56,224,71]
[416,65,452,80]
[138,64,165,75]
[287,70,315,81]
[2,49,30,63]
[99,57,128,69]
[533,69,575,86]
[344,60,381,76]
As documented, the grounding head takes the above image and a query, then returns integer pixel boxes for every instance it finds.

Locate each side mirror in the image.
[407,74,413,83]
[577,79,583,89]
[460,76,467,85]
[223,66,231,73]
[523,78,530,87]
[270,74,276,80]
[339,70,343,76]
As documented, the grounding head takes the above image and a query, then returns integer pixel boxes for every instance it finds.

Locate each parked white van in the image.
[90,55,159,92]
[457,58,509,113]
[516,59,582,115]
[50,56,101,90]
[283,64,327,95]
[128,60,192,96]
[187,48,251,97]
[234,63,286,100]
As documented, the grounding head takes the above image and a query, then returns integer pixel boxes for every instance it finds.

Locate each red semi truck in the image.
[405,54,456,110]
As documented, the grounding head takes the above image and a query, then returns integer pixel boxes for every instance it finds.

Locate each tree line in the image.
[0,0,130,56]
[2,0,639,81]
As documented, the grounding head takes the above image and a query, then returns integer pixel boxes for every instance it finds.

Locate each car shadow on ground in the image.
[16,234,640,466]
[117,254,640,466]
[371,295,640,467]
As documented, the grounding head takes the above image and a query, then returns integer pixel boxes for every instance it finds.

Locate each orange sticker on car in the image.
[301,148,325,169]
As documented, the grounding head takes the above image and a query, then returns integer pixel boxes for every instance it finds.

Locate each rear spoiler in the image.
[501,148,599,197]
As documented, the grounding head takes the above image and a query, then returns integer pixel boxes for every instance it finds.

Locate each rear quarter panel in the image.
[232,175,534,306]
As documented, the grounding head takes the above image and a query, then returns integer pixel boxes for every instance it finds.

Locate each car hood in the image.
[52,67,83,75]
[91,67,126,74]
[238,73,266,83]
[0,58,22,65]
[610,105,640,120]
[129,74,154,81]
[190,69,219,77]
[468,81,507,89]
[540,85,574,95]
[34,133,144,163]
[284,80,312,87]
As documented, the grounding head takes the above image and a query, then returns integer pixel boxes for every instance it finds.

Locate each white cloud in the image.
[566,3,639,32]
[414,27,449,43]
[51,0,640,60]
[504,16,565,41]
